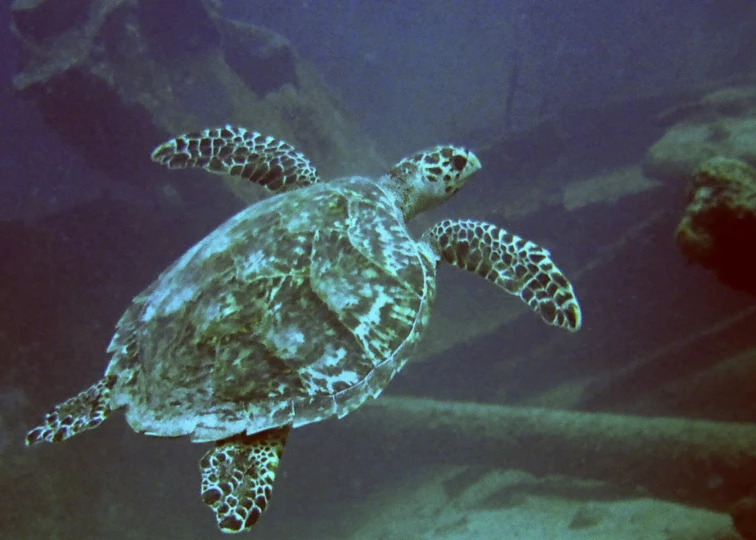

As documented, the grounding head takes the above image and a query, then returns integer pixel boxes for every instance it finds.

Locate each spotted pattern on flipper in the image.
[424,219,582,331]
[151,126,319,193]
[199,425,290,533]
[25,375,116,445]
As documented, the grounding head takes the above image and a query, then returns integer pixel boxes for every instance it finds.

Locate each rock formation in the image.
[10,0,385,198]
[644,86,756,184]
[676,157,756,295]
[344,396,756,517]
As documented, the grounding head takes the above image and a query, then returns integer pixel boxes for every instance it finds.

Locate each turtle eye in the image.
[452,155,468,171]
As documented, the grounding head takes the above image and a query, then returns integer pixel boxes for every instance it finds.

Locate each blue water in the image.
[1,1,755,539]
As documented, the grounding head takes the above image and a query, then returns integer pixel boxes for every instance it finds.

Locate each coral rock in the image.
[675,157,756,294]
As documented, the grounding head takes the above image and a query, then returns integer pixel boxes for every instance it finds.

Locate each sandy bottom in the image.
[337,467,741,540]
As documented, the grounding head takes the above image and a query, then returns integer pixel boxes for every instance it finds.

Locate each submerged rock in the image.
[568,504,609,530]
[644,86,756,183]
[9,0,384,195]
[675,157,756,295]
[730,496,756,540]
[343,463,738,540]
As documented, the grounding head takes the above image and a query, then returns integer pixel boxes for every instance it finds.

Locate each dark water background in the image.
[1,1,756,539]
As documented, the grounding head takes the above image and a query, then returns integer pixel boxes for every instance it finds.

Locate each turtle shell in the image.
[104,176,437,442]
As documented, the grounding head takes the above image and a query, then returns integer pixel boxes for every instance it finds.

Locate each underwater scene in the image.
[2,0,756,539]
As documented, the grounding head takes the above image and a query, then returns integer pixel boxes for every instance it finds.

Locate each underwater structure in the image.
[10,0,385,199]
[675,157,756,295]
[3,1,756,539]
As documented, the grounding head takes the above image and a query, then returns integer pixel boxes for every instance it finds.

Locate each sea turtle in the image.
[26,126,582,533]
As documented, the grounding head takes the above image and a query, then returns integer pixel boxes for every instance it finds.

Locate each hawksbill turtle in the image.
[26,126,582,533]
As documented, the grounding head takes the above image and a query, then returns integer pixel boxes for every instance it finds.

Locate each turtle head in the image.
[388,145,481,221]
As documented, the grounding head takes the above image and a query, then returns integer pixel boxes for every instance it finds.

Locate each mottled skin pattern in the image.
[26,125,582,534]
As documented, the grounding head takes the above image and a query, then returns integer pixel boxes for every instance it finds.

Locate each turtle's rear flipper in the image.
[200,425,290,533]
[25,375,116,446]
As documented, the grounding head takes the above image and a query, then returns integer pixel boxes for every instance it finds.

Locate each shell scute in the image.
[108,178,433,440]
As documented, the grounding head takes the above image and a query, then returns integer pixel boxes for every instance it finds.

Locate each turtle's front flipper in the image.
[424,219,582,331]
[199,425,290,533]
[151,126,319,193]
[25,375,116,445]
